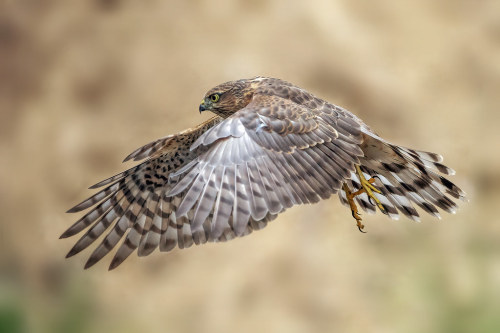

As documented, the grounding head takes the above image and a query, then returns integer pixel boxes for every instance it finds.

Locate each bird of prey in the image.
[62,77,466,270]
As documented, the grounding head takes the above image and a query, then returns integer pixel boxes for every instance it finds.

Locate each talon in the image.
[356,218,366,233]
[368,196,375,206]
[355,165,386,214]
[343,183,367,232]
[343,167,386,231]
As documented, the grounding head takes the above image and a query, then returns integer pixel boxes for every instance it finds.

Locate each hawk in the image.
[62,77,466,270]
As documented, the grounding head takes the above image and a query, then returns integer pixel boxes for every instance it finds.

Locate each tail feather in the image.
[398,147,443,163]
[342,139,465,222]
[364,170,421,221]
[397,147,455,176]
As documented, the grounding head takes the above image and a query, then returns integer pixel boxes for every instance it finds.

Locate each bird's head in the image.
[199,78,263,118]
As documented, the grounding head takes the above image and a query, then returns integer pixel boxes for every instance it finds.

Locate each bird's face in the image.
[199,79,254,118]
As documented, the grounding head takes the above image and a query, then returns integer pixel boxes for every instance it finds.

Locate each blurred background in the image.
[1,0,499,332]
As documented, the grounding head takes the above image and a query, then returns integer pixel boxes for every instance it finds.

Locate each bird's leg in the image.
[355,165,386,214]
[342,183,366,232]
[343,166,387,232]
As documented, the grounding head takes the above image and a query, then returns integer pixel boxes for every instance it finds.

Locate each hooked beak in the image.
[199,100,207,113]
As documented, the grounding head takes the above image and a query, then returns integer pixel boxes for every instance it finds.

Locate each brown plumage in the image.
[62,77,466,270]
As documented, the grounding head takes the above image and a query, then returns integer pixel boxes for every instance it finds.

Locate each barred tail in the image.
[340,143,466,221]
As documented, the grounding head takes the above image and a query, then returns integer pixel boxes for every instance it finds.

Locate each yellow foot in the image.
[342,183,366,233]
[355,165,386,214]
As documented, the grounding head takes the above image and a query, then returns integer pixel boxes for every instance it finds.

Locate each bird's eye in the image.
[210,94,220,102]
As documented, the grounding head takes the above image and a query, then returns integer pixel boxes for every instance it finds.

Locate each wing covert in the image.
[169,94,364,240]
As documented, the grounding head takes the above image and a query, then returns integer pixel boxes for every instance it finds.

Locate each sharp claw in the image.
[354,165,386,214]
[343,167,388,231]
[379,204,387,213]
[343,183,367,231]
[356,220,366,233]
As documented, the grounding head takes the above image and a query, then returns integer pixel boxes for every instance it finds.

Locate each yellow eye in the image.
[210,94,220,102]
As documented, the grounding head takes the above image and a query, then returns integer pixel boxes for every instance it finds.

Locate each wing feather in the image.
[169,94,361,245]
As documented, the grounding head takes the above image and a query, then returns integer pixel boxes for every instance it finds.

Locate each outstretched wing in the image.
[62,117,225,270]
[168,93,364,241]
[63,88,365,270]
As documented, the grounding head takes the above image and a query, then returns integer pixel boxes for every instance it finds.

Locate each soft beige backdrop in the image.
[1,1,499,332]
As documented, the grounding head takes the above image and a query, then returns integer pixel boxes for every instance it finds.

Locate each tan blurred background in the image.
[1,0,499,332]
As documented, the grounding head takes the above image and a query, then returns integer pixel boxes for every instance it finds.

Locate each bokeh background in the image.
[1,0,499,332]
